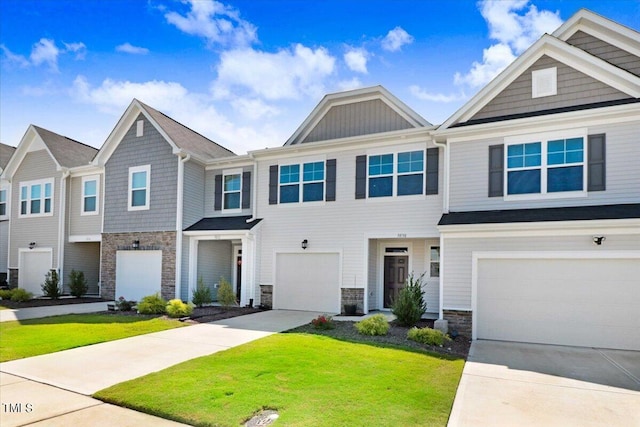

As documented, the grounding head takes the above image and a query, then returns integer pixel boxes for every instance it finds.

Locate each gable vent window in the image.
[136,120,144,137]
[532,67,557,98]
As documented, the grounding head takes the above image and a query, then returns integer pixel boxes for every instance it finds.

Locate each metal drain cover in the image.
[245,410,279,426]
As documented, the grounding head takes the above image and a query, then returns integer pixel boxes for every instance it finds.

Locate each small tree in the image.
[68,269,88,298]
[391,272,427,326]
[192,276,213,307]
[217,277,237,309]
[41,270,62,299]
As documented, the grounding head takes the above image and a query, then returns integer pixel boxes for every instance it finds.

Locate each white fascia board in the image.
[441,101,640,143]
[205,154,254,170]
[251,127,434,160]
[69,234,102,242]
[438,218,640,237]
[4,126,62,178]
[93,101,140,166]
[69,164,104,177]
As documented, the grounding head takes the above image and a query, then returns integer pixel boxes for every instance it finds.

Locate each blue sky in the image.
[1,0,639,154]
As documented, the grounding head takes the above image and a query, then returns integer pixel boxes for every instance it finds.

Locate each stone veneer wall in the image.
[101,231,177,301]
[341,288,364,314]
[443,309,472,337]
[8,269,18,288]
[259,285,273,309]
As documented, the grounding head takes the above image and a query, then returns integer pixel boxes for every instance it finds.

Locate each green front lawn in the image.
[95,333,464,427]
[0,314,187,362]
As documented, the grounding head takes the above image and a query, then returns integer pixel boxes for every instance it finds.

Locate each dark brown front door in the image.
[384,256,408,308]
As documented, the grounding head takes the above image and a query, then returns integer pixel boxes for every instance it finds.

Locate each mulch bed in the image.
[100,305,265,323]
[287,318,471,359]
[0,297,110,309]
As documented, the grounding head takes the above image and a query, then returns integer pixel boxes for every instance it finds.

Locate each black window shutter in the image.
[355,155,367,199]
[488,144,504,197]
[325,159,336,201]
[588,134,606,192]
[241,171,251,209]
[426,148,439,195]
[268,165,278,205]
[214,174,222,211]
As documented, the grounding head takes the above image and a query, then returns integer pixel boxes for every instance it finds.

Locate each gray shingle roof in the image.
[33,126,98,168]
[184,215,262,231]
[0,143,16,170]
[137,101,235,159]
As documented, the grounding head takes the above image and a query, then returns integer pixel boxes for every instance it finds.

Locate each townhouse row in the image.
[2,9,639,350]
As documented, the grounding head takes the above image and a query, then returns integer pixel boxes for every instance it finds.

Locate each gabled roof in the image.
[437,9,640,131]
[2,125,97,178]
[285,85,432,146]
[0,143,16,171]
[94,99,235,165]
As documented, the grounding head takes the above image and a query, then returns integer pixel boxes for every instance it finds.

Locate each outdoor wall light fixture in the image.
[592,236,606,246]
[301,239,308,250]
[28,241,37,250]
[132,240,140,250]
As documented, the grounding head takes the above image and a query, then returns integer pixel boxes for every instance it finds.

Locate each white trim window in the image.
[429,246,440,278]
[505,131,586,199]
[128,165,150,211]
[368,150,424,198]
[19,179,54,217]
[223,170,242,211]
[279,160,325,204]
[81,175,100,215]
[0,188,7,218]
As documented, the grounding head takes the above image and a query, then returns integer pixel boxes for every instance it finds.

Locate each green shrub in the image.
[0,289,14,300]
[137,293,167,315]
[311,314,335,330]
[355,314,390,336]
[166,299,194,318]
[392,272,427,326]
[68,269,88,298]
[10,288,33,302]
[41,270,62,299]
[407,327,451,346]
[192,277,212,307]
[217,277,237,308]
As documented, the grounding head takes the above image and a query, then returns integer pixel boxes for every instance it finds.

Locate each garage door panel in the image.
[274,253,340,313]
[116,251,162,302]
[19,251,53,296]
[477,258,640,351]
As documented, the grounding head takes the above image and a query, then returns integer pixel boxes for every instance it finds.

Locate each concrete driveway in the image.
[448,340,640,427]
[0,310,319,426]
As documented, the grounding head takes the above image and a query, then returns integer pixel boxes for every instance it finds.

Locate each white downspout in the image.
[57,169,70,291]
[175,152,190,301]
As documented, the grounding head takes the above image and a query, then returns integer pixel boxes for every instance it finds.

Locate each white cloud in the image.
[381,27,414,52]
[30,38,60,72]
[409,85,466,103]
[344,47,368,74]
[64,42,87,60]
[212,44,336,101]
[230,97,280,120]
[337,78,363,92]
[165,0,257,47]
[0,44,30,68]
[116,42,149,55]
[454,0,563,88]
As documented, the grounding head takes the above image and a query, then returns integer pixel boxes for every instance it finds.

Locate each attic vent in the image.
[532,67,557,98]
[136,120,144,137]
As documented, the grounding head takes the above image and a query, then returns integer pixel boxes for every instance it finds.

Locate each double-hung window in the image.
[19,179,53,217]
[0,189,7,218]
[128,165,150,210]
[506,132,585,197]
[368,150,424,198]
[82,175,99,215]
[430,246,440,278]
[279,161,325,204]
[223,173,242,210]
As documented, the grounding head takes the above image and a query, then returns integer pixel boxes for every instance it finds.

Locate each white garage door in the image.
[274,253,340,313]
[477,257,640,351]
[116,251,162,301]
[19,250,53,296]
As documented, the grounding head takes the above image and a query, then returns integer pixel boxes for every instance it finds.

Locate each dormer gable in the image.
[285,85,432,146]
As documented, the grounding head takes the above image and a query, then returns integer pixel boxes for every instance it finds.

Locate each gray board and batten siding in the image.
[469,55,631,122]
[301,99,415,143]
[566,30,640,77]
[103,114,178,233]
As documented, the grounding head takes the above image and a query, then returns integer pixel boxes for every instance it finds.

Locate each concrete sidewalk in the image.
[0,302,110,322]
[0,310,319,426]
